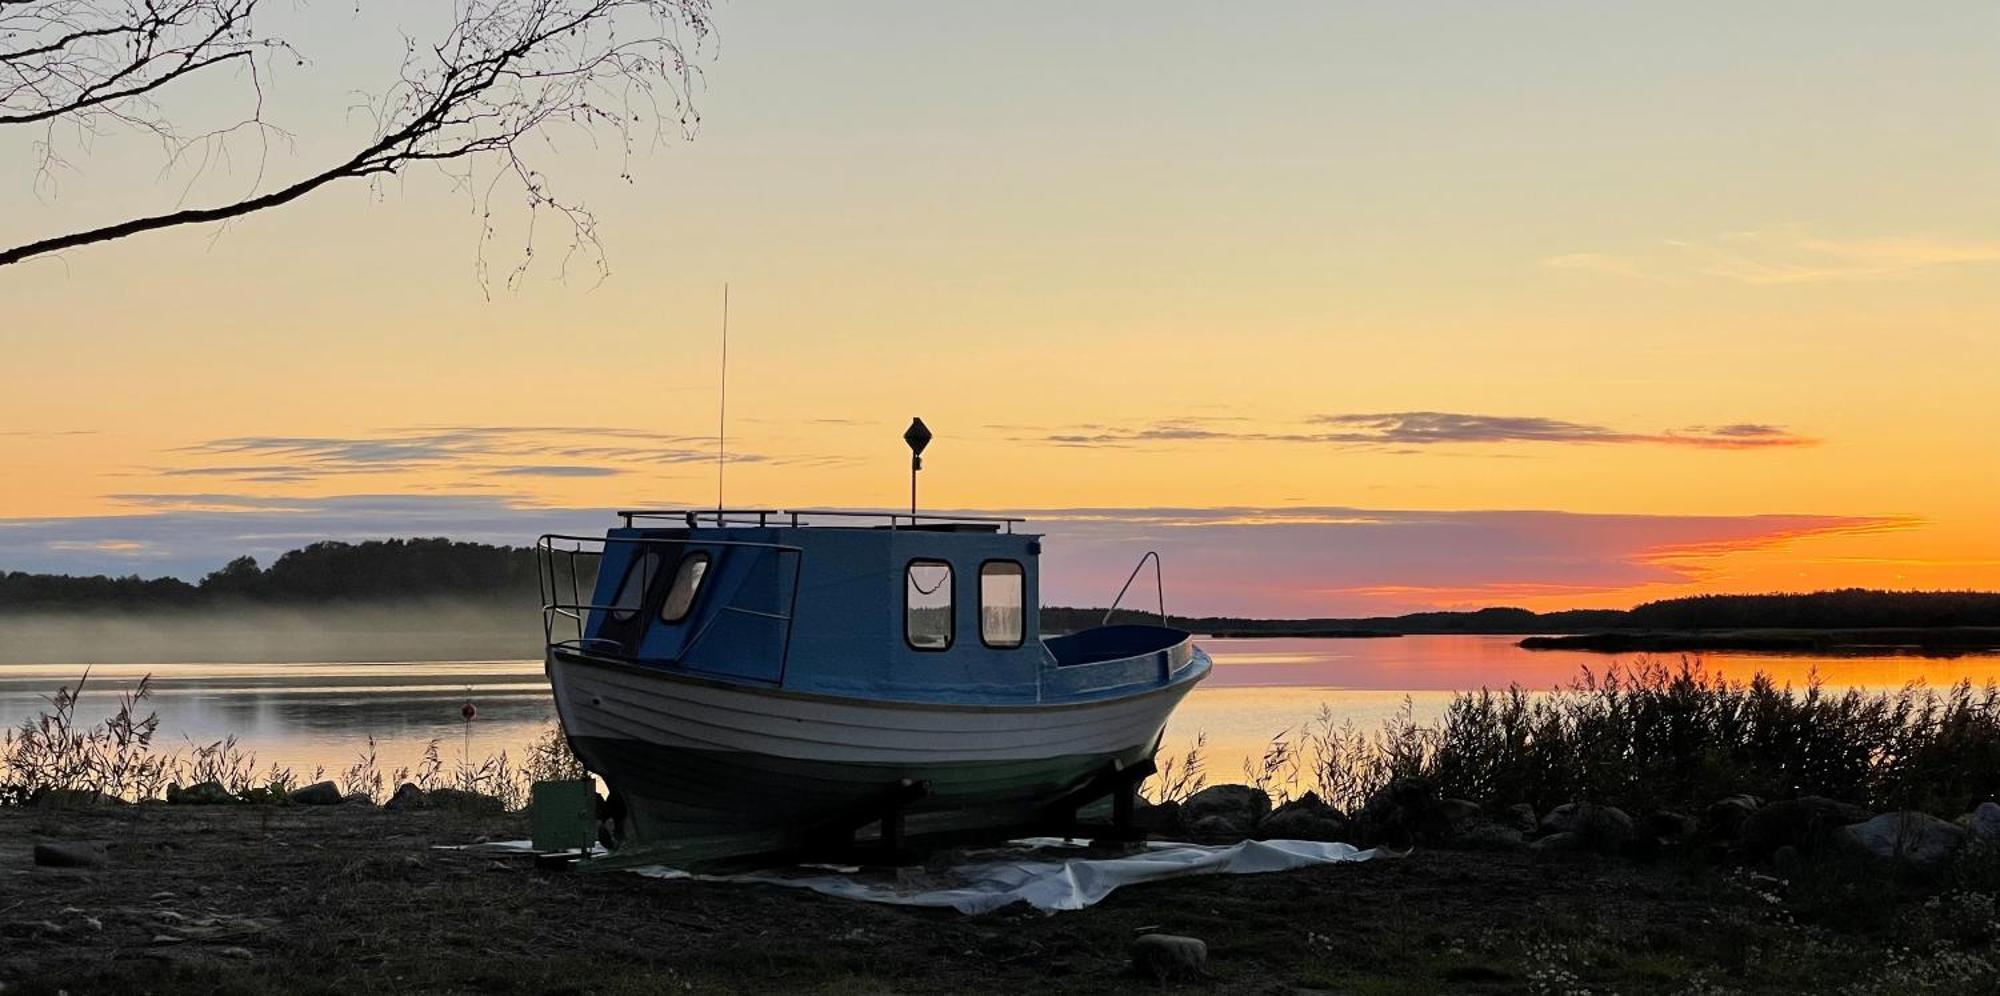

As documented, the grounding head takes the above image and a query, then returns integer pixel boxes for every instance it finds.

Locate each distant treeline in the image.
[7,542,2000,633]
[0,539,545,612]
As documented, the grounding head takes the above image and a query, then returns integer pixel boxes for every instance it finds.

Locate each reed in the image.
[1155,658,2000,816]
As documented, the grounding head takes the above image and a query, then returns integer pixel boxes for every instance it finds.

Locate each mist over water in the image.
[6,632,2000,791]
[0,603,539,666]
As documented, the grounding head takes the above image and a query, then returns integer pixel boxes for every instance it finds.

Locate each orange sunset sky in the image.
[2,2,1997,616]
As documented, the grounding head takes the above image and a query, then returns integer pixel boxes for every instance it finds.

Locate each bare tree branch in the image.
[1,0,712,283]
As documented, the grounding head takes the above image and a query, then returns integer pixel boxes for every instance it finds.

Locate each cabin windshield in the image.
[659,553,709,622]
[980,560,1024,648]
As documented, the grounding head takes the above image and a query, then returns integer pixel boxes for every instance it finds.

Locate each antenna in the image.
[717,283,729,511]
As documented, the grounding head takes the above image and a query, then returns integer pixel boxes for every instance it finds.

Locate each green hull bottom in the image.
[572,735,1157,847]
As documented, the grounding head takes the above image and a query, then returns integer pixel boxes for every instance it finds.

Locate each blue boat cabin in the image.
[547,509,1188,706]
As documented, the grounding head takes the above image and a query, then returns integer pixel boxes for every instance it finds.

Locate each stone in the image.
[165,781,235,805]
[1646,810,1698,840]
[1258,793,1348,842]
[1354,776,1448,845]
[1187,815,1252,842]
[29,788,125,809]
[1772,844,1803,876]
[32,842,106,868]
[1836,811,1968,870]
[1969,801,2000,840]
[1739,796,1873,857]
[1448,821,1527,852]
[1131,797,1182,836]
[1539,803,1634,852]
[342,793,377,806]
[1182,784,1271,835]
[1529,831,1583,855]
[1438,798,1482,825]
[1703,795,1760,838]
[1499,803,1538,834]
[425,788,505,815]
[1129,933,1207,982]
[383,783,431,811]
[287,781,343,806]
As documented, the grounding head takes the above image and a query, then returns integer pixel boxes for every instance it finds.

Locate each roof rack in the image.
[617,508,1025,533]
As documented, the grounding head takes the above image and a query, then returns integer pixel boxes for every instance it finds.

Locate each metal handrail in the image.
[1102,550,1167,627]
[617,507,1024,533]
[536,533,807,685]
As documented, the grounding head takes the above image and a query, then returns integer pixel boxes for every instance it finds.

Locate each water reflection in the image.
[3,637,1997,792]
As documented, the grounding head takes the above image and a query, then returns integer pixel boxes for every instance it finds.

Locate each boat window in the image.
[979,560,1025,649]
[609,549,661,621]
[659,553,710,623]
[905,559,954,651]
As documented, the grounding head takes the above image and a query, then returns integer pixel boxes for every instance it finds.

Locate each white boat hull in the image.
[546,648,1208,843]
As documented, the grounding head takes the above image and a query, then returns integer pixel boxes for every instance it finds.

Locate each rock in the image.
[1438,798,1482,825]
[383,783,431,811]
[1182,784,1271,836]
[1448,821,1526,852]
[165,781,235,805]
[1529,831,1583,855]
[1354,776,1448,845]
[1499,803,1538,834]
[1740,796,1873,857]
[1772,844,1803,875]
[1539,803,1634,852]
[1187,815,1252,842]
[32,842,106,868]
[1129,933,1207,982]
[29,788,125,808]
[1970,801,2000,840]
[1837,811,1968,870]
[1259,793,1348,842]
[1131,797,1182,836]
[287,781,343,806]
[425,788,505,815]
[1646,810,1698,841]
[1703,795,1760,838]
[342,793,377,806]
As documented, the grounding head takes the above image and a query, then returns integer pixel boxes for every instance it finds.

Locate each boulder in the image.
[165,781,236,805]
[1187,815,1252,842]
[1703,795,1760,838]
[288,781,343,806]
[1645,810,1699,841]
[1539,803,1634,852]
[28,788,124,809]
[1836,811,1968,870]
[342,793,378,806]
[1739,796,1873,857]
[1438,798,1482,825]
[32,842,107,868]
[1129,933,1207,982]
[1448,821,1527,852]
[1258,793,1348,842]
[1529,831,1583,855]
[1354,776,1448,845]
[425,788,506,815]
[1498,803,1538,834]
[1182,784,1270,836]
[383,783,431,811]
[1970,801,2000,841]
[1131,797,1182,837]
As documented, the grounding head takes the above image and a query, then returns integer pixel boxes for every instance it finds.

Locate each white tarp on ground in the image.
[460,838,1378,914]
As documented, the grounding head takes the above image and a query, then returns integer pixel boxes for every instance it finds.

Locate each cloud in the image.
[1544,231,2000,284]
[159,425,780,483]
[0,497,1903,615]
[1023,413,1814,450]
[483,465,626,478]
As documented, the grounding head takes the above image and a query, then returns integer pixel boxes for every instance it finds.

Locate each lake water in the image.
[6,636,1999,792]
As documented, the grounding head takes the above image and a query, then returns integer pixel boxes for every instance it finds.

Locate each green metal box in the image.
[530,779,598,853]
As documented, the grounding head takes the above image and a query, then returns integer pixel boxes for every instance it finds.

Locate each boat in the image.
[538,499,1211,852]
